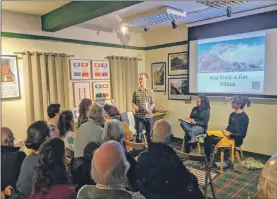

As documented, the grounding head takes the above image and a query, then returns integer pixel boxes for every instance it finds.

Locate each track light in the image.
[171,20,177,29]
[144,27,150,32]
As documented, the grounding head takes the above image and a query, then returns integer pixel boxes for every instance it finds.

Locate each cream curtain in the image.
[108,56,138,112]
[23,52,70,126]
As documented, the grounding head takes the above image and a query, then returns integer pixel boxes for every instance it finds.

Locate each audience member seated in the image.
[136,119,204,199]
[25,138,76,199]
[77,141,145,199]
[75,103,105,157]
[103,104,134,152]
[71,142,99,191]
[180,94,210,153]
[258,152,277,199]
[103,120,137,189]
[16,121,50,197]
[47,104,61,138]
[58,110,76,158]
[77,98,92,129]
[1,127,26,191]
[203,95,250,164]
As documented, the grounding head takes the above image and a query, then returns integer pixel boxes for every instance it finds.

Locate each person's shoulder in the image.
[51,185,76,198]
[129,191,146,199]
[77,185,95,197]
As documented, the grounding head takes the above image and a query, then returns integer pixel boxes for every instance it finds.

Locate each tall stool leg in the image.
[220,150,224,176]
[197,142,201,155]
[181,139,185,152]
[240,147,244,159]
[235,151,243,168]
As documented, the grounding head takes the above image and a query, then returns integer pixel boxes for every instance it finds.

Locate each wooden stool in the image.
[181,134,206,155]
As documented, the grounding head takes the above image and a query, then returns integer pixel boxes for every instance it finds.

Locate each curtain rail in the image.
[14,52,74,57]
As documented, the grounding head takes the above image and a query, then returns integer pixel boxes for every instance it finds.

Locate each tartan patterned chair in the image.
[175,150,217,199]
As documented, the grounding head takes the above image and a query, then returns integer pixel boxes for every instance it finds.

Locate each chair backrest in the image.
[175,149,207,163]
[123,140,147,150]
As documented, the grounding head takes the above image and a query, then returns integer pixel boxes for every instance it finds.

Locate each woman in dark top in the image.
[204,95,250,163]
[25,138,76,199]
[77,98,92,129]
[180,94,210,153]
[16,121,50,196]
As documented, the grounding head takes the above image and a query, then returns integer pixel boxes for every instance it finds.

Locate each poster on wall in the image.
[70,59,91,80]
[151,62,166,92]
[72,107,79,123]
[168,76,190,100]
[92,60,110,80]
[93,81,111,100]
[168,52,188,76]
[1,55,21,99]
[73,82,91,107]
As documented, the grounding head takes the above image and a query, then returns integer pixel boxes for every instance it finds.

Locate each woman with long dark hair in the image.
[77,98,92,129]
[58,110,75,158]
[203,95,251,164]
[16,121,50,196]
[26,138,76,199]
[180,94,210,153]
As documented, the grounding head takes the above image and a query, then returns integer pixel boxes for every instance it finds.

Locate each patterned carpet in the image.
[169,138,269,199]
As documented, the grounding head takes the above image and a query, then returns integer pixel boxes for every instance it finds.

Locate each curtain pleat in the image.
[55,56,65,109]
[23,52,34,126]
[109,56,138,112]
[31,52,43,121]
[48,55,58,103]
[62,57,70,109]
[40,53,49,120]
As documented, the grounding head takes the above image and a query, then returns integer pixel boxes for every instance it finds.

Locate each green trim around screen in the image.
[1,31,187,51]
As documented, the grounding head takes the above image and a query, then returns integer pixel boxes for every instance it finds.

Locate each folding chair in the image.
[175,150,216,199]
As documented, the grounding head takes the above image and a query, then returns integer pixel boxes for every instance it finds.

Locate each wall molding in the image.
[1,31,187,51]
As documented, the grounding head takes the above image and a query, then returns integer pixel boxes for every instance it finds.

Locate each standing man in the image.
[132,72,155,143]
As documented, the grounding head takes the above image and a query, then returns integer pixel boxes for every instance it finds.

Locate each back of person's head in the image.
[103,119,124,142]
[92,141,129,185]
[25,121,50,151]
[103,104,123,121]
[88,103,104,124]
[58,110,74,138]
[79,98,92,117]
[33,138,68,193]
[152,119,172,144]
[47,104,61,118]
[232,95,251,109]
[258,152,277,199]
[199,94,210,110]
[1,127,15,146]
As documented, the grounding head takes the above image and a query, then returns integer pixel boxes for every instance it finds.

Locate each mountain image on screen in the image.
[198,36,265,73]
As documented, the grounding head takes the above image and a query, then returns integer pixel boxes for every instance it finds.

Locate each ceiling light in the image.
[171,20,177,29]
[121,25,127,34]
[197,1,248,9]
[123,6,186,28]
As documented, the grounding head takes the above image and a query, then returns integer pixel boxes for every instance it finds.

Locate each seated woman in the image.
[77,98,92,129]
[180,94,210,153]
[58,110,76,158]
[103,104,134,152]
[25,138,76,199]
[16,121,50,197]
[203,95,251,164]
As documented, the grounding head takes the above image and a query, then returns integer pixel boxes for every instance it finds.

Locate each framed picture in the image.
[70,59,91,80]
[1,55,21,99]
[93,81,111,100]
[72,107,79,123]
[151,62,166,92]
[168,77,191,100]
[168,52,188,76]
[92,60,110,80]
[73,82,91,107]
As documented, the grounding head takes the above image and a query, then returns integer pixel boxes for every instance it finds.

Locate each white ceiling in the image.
[78,1,277,32]
[1,1,69,15]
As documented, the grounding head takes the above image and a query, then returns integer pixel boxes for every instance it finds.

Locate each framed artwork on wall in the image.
[151,62,166,92]
[70,59,91,80]
[73,82,91,107]
[91,60,110,80]
[93,81,111,101]
[1,55,21,99]
[168,52,188,76]
[168,76,190,100]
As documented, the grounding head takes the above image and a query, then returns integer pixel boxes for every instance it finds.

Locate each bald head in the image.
[92,141,129,185]
[1,127,14,146]
[152,119,172,144]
